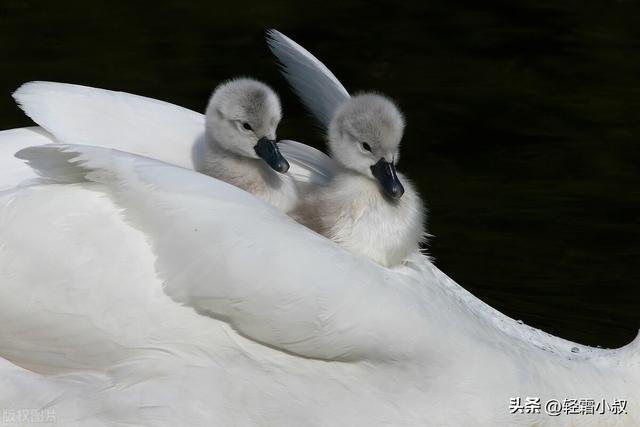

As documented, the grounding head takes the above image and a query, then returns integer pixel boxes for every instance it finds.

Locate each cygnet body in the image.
[293,94,425,267]
[198,78,298,213]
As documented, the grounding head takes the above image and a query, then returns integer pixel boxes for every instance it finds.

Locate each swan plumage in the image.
[0,139,638,426]
[2,42,638,426]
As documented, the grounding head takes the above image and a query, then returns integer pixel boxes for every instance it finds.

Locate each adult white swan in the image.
[3,32,639,426]
[0,140,638,426]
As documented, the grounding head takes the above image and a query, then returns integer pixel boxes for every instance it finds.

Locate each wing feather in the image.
[16,144,425,362]
[279,139,336,186]
[267,30,350,129]
[13,81,205,169]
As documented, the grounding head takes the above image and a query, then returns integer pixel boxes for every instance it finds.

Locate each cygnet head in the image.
[328,93,406,199]
[205,78,289,173]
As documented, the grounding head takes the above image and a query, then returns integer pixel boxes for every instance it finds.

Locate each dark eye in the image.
[242,122,253,131]
[362,142,372,152]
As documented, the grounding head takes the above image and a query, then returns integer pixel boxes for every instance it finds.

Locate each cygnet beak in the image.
[370,158,405,200]
[254,137,290,173]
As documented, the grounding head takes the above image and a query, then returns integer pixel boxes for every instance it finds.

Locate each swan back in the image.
[2,141,639,425]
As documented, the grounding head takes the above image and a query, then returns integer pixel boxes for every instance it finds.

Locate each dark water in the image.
[1,0,639,348]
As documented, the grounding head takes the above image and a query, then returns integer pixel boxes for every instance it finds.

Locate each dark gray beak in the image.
[254,137,289,173]
[370,158,405,200]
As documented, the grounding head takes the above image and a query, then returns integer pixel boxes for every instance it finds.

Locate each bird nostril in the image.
[278,160,290,173]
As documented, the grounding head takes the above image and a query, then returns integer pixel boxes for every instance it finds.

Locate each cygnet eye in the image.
[242,122,253,131]
[362,142,372,152]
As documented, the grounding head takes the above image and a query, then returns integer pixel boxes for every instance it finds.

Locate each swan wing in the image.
[13,81,205,169]
[12,82,333,187]
[6,144,640,418]
[0,127,56,190]
[16,144,424,362]
[0,181,207,373]
[278,139,336,186]
[267,30,350,129]
[0,129,240,374]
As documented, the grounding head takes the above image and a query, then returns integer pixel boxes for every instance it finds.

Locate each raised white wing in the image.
[12,82,336,188]
[13,81,206,169]
[279,139,337,186]
[16,144,424,362]
[267,30,350,129]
